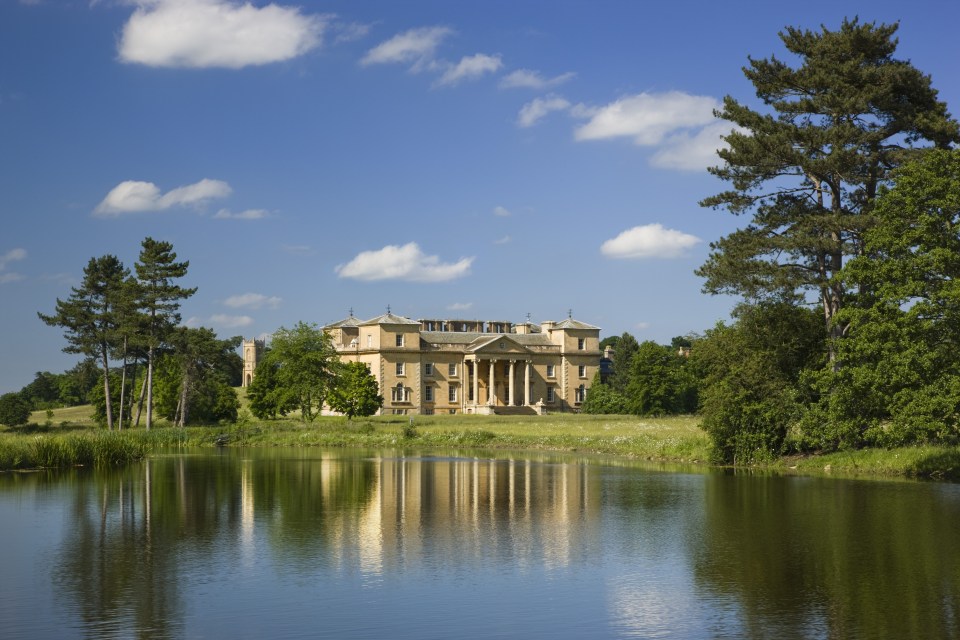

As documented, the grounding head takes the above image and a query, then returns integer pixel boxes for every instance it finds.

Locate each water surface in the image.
[1,448,958,639]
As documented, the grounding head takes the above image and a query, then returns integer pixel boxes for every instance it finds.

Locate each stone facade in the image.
[243,312,602,415]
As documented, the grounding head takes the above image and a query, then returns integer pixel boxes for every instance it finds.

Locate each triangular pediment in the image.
[468,334,532,356]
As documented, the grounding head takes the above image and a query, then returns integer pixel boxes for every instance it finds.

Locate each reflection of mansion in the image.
[243,312,602,415]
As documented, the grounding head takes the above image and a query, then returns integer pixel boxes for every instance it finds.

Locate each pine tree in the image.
[39,255,129,430]
[135,238,196,430]
[699,19,959,347]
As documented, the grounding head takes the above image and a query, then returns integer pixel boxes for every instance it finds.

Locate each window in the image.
[578,365,587,378]
[504,363,511,376]
[448,363,457,377]
[448,385,457,402]
[396,362,405,376]
[395,334,404,347]
[424,386,434,402]
[367,334,372,347]
[546,365,555,378]
[546,387,555,403]
[391,383,409,403]
[578,337,585,350]
[425,363,433,376]
[575,384,586,403]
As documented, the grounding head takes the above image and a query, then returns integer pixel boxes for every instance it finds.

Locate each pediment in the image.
[468,335,532,356]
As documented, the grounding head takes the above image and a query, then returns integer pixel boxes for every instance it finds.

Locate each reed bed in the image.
[0,431,148,471]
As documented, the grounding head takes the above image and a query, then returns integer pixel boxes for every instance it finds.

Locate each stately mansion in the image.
[242,312,602,415]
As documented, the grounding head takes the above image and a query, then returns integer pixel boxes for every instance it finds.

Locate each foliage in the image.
[698,18,959,345]
[0,393,32,426]
[625,341,698,416]
[153,327,241,426]
[135,237,196,429]
[39,254,130,430]
[327,361,383,419]
[803,149,960,449]
[693,303,826,463]
[581,372,628,414]
[608,332,639,396]
[20,371,62,409]
[247,322,340,421]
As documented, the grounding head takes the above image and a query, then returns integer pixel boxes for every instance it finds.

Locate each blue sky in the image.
[2,0,958,393]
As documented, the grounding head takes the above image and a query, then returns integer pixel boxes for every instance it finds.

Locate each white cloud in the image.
[500,69,575,90]
[494,235,511,245]
[652,121,744,171]
[118,0,325,69]
[333,21,371,44]
[94,178,231,216]
[574,91,719,145]
[0,248,27,271]
[447,302,472,311]
[224,292,281,309]
[493,205,511,217]
[517,94,571,128]
[214,208,270,220]
[360,26,453,69]
[335,242,473,282]
[0,248,26,284]
[210,313,254,328]
[635,322,651,330]
[601,223,701,259]
[434,53,502,86]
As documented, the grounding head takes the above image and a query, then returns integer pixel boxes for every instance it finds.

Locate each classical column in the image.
[488,360,496,405]
[508,360,516,406]
[524,361,531,406]
[472,360,479,405]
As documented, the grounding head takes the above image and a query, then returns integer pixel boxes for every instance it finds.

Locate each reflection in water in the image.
[1,450,959,639]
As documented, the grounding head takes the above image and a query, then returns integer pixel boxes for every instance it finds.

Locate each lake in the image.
[1,448,958,639]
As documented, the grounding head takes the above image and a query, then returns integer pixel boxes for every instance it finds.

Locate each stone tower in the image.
[241,338,265,387]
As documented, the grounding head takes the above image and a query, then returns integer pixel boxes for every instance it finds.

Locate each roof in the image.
[326,315,362,328]
[360,312,420,326]
[550,318,600,331]
[420,331,555,348]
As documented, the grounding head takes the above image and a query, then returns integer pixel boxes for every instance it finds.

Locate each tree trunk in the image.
[145,345,154,431]
[134,372,147,427]
[117,337,128,431]
[100,347,113,431]
[178,370,190,428]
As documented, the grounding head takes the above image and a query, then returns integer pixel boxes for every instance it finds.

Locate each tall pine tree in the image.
[39,255,129,430]
[698,19,959,347]
[135,238,196,430]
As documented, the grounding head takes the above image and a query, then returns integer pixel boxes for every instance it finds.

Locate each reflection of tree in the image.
[693,473,960,639]
[53,464,184,639]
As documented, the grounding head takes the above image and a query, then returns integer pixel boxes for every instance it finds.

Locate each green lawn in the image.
[7,402,959,480]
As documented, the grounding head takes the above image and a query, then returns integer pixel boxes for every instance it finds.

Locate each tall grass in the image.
[0,432,148,471]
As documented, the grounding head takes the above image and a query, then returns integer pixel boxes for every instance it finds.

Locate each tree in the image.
[155,327,241,426]
[805,149,960,448]
[328,361,383,419]
[625,341,697,416]
[248,322,340,421]
[20,372,62,409]
[693,303,825,463]
[39,255,129,430]
[0,393,31,427]
[581,372,628,414]
[698,19,959,347]
[608,332,639,396]
[135,238,196,430]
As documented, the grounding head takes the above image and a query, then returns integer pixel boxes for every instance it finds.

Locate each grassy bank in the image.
[7,405,960,480]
